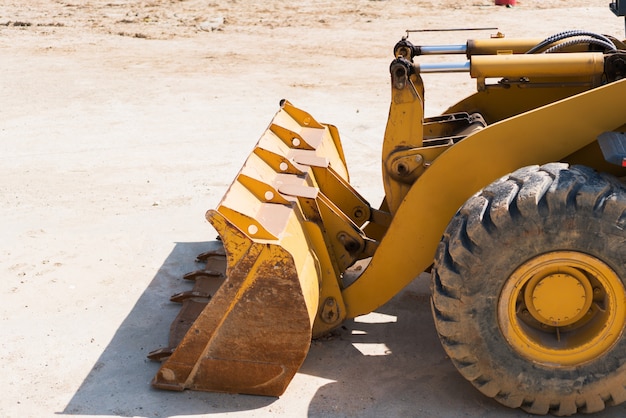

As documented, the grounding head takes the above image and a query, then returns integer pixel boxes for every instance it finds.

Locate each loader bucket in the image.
[149,100,357,396]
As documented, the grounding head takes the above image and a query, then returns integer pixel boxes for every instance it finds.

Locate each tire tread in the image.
[431,164,626,416]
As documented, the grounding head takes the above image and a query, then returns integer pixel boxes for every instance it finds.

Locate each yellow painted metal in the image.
[381,68,425,215]
[445,84,592,124]
[342,78,626,318]
[444,53,607,121]
[152,100,377,395]
[467,38,543,55]
[470,52,605,79]
[213,100,357,334]
[498,252,626,366]
[523,267,593,327]
[381,52,606,217]
[466,37,594,55]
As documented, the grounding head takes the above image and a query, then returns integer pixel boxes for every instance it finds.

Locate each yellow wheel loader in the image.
[149,4,626,416]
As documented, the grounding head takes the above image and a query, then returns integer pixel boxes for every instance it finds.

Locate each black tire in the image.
[431,163,626,416]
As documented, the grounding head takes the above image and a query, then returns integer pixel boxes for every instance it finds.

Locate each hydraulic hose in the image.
[526,30,617,53]
[544,37,617,53]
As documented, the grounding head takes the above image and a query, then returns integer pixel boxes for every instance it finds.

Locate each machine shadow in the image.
[300,273,516,417]
[60,240,475,417]
[302,275,626,418]
[60,241,275,417]
[63,242,621,417]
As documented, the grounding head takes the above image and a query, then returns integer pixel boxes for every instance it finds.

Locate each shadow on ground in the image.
[60,241,275,417]
[60,241,626,417]
[301,276,517,418]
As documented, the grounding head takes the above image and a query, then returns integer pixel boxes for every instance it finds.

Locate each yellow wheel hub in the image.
[524,266,593,327]
[498,251,626,366]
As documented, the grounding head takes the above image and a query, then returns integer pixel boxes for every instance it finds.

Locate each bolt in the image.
[337,232,360,253]
[397,163,408,175]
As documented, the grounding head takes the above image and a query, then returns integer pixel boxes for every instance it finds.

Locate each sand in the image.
[2,1,625,417]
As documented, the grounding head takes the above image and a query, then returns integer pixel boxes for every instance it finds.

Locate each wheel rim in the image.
[498,251,626,366]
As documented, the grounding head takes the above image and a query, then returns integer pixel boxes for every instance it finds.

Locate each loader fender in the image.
[342,78,626,318]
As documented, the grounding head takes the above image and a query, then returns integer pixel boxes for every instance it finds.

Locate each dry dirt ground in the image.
[2,1,626,417]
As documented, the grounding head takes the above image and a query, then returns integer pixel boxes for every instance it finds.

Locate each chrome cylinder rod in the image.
[417,61,471,73]
[418,45,468,55]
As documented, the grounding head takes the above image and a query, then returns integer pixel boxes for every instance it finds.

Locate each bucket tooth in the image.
[147,291,210,364]
[183,269,223,281]
[147,347,174,361]
[195,246,226,263]
[149,250,228,363]
[169,290,212,303]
